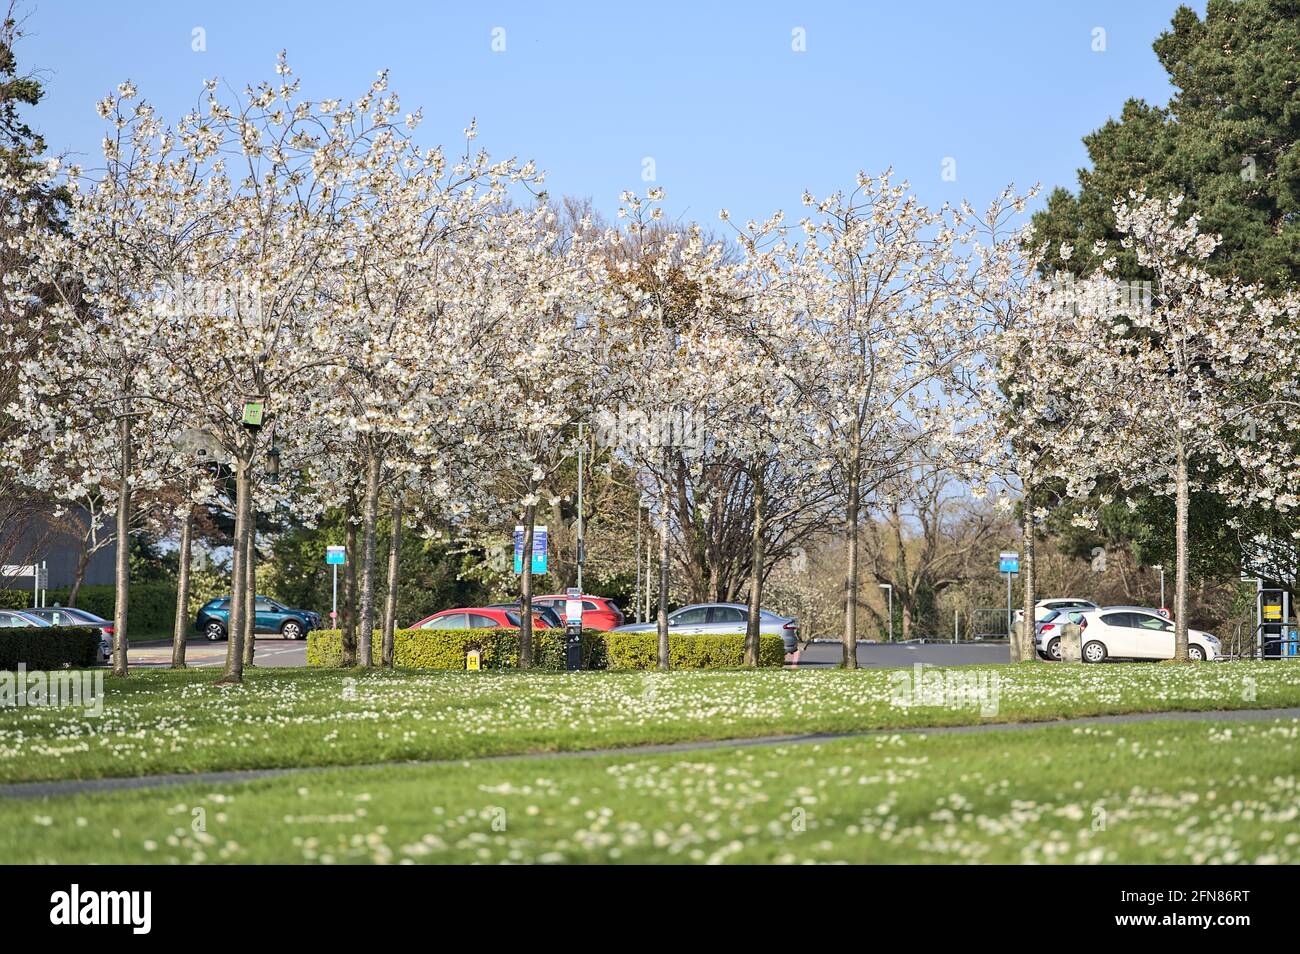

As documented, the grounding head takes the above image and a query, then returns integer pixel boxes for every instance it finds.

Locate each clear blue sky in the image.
[23,0,1202,225]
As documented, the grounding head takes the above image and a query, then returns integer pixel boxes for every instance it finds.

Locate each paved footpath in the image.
[3,705,1296,802]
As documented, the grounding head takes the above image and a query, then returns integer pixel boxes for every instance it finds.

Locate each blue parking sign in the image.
[999,551,1019,574]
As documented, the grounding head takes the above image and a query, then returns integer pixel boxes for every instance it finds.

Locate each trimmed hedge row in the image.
[0,626,103,670]
[307,628,786,670]
[606,632,786,669]
[306,628,608,671]
[0,583,177,634]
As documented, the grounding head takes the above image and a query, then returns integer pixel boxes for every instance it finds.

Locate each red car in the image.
[533,594,625,631]
[410,607,551,630]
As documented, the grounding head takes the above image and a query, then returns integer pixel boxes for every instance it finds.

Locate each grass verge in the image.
[0,663,1296,784]
[3,717,1296,863]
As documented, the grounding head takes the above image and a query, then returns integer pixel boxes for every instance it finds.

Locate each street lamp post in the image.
[879,583,893,643]
[1152,564,1165,610]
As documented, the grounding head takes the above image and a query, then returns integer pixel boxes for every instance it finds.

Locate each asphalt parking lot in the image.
[127,637,1010,669]
[793,640,1010,668]
[126,637,309,668]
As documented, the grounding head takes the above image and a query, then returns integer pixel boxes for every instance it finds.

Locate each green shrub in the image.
[0,626,102,670]
[307,627,608,670]
[308,628,784,670]
[0,583,177,634]
[606,632,786,669]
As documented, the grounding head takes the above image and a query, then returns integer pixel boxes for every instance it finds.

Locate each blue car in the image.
[196,596,321,641]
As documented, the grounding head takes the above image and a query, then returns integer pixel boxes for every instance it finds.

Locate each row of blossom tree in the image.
[3,61,1297,679]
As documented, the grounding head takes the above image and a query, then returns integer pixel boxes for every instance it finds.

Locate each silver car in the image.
[1034,607,1090,660]
[613,602,800,653]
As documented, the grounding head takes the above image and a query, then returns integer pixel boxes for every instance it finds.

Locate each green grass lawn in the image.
[4,717,1297,864]
[0,663,1296,784]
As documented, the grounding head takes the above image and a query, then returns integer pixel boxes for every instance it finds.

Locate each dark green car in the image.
[195,596,321,641]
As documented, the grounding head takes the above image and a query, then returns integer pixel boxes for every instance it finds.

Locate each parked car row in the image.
[1034,604,1219,662]
[406,597,801,654]
[409,594,625,632]
[0,607,113,661]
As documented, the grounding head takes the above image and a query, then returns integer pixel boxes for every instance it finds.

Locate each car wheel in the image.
[281,620,304,640]
[204,621,227,642]
[1188,645,1206,662]
[1082,640,1107,663]
[1047,637,1062,661]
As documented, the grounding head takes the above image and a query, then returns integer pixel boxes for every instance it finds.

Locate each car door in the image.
[252,599,281,633]
[704,605,746,634]
[668,606,710,634]
[1097,612,1138,656]
[1130,613,1175,659]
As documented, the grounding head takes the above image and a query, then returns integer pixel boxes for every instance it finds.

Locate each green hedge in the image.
[0,583,177,634]
[307,628,608,671]
[606,632,786,669]
[0,626,102,670]
[307,628,786,670]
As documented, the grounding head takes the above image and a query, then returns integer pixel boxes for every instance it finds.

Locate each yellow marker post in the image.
[466,649,481,671]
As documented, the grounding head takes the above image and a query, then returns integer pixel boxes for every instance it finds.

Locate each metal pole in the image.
[888,587,893,643]
[1006,572,1012,639]
[954,607,958,644]
[1160,568,1165,609]
[576,422,585,593]
[332,563,338,629]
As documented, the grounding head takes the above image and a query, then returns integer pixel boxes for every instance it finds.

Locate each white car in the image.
[1042,606,1220,663]
[1016,598,1099,624]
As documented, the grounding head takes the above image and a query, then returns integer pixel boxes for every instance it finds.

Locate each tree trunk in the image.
[356,450,382,668]
[341,489,358,666]
[68,524,93,608]
[171,505,193,669]
[1019,484,1037,663]
[381,491,403,668]
[743,467,765,667]
[1173,445,1190,661]
[242,526,256,667]
[519,500,536,669]
[219,456,249,684]
[111,413,132,677]
[841,465,860,670]
[657,474,670,671]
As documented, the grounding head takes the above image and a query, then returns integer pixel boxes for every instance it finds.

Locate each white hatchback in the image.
[1069,607,1220,662]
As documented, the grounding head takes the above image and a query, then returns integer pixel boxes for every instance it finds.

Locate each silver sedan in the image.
[613,602,800,653]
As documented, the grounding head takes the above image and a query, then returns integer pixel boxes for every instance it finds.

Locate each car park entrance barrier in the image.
[1218,581,1298,660]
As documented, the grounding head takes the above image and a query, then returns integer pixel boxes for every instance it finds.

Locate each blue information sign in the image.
[999,551,1020,574]
[513,525,548,574]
